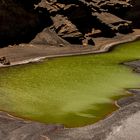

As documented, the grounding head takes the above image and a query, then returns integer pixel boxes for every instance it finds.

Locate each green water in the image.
[0,41,140,127]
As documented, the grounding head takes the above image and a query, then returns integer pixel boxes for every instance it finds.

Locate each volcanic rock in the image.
[31,27,70,45]
[0,56,10,65]
[37,0,132,44]
[0,0,135,47]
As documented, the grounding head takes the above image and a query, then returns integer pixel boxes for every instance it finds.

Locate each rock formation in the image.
[37,0,132,45]
[0,0,136,47]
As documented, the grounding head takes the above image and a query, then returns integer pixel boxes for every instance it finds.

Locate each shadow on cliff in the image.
[0,0,52,47]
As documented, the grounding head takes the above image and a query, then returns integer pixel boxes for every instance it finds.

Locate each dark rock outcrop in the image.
[13,0,41,9]
[0,0,43,47]
[0,56,10,65]
[125,0,140,28]
[0,0,135,47]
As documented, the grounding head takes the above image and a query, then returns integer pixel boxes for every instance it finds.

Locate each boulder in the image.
[0,56,10,65]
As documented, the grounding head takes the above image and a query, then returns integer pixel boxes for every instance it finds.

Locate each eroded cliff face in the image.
[0,0,138,47]
[37,0,132,45]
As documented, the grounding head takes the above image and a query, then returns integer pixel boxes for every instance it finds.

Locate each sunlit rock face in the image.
[38,0,132,44]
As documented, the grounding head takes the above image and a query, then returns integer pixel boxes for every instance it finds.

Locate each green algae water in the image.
[0,41,140,127]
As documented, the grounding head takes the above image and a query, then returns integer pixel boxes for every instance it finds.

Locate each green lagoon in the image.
[0,41,140,127]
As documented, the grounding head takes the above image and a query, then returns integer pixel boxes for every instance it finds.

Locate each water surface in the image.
[0,41,140,127]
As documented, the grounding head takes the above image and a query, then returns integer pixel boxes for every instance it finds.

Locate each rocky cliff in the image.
[0,0,137,47]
